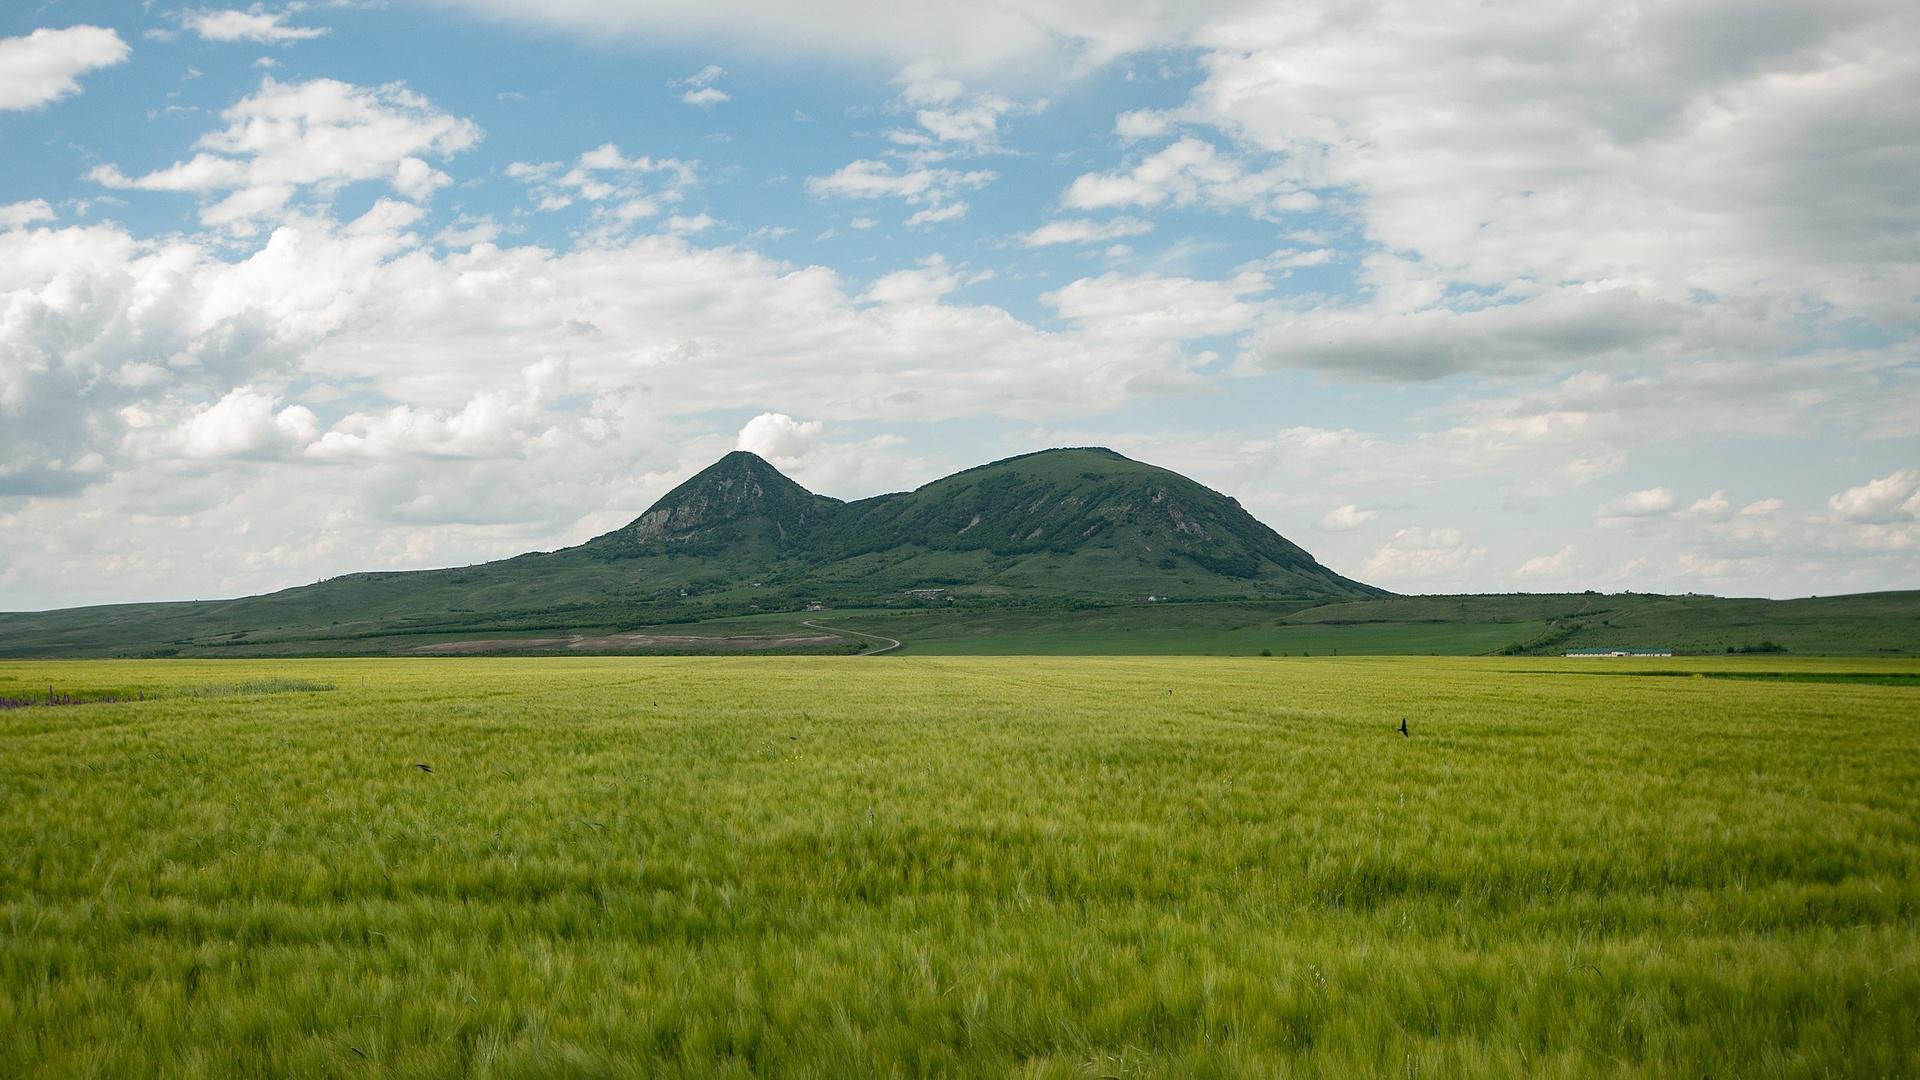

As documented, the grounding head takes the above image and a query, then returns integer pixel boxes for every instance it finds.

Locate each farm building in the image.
[1565,648,1674,658]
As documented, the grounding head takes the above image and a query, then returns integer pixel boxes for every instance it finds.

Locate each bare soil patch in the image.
[413,633,842,655]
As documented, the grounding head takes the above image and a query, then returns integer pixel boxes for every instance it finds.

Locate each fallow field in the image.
[2,656,1916,1076]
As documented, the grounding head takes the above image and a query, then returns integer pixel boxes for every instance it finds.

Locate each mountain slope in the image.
[590,450,842,556]
[807,448,1375,600]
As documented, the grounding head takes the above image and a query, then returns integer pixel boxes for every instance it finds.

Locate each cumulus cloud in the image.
[0,26,130,111]
[1516,544,1578,579]
[308,385,558,462]
[1359,526,1486,583]
[1018,217,1153,248]
[1180,0,1920,341]
[736,412,824,462]
[1253,286,1687,381]
[1739,498,1785,516]
[508,142,696,215]
[183,8,330,44]
[392,157,452,201]
[1828,468,1920,523]
[0,201,57,229]
[904,202,969,226]
[1316,504,1375,531]
[806,159,994,223]
[1599,487,1677,524]
[886,70,1023,150]
[1562,452,1627,486]
[426,0,1248,75]
[0,199,1232,552]
[89,78,480,228]
[1046,271,1268,343]
[1681,489,1732,521]
[1063,137,1317,218]
[671,64,731,106]
[173,387,320,460]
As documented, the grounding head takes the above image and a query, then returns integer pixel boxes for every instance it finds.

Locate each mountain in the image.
[566,446,1376,602]
[803,448,1371,600]
[0,447,1382,657]
[596,450,842,554]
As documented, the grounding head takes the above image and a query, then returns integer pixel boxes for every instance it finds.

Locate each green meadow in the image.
[2,656,1916,1077]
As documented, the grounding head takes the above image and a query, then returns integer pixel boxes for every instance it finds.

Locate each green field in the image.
[3,656,1917,1076]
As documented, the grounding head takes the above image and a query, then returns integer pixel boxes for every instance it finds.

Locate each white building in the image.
[1565,648,1674,658]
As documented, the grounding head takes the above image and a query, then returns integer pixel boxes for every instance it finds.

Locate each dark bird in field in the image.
[1398,718,1409,737]
[414,763,433,772]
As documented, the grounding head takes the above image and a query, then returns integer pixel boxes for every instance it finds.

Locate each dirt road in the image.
[801,620,902,656]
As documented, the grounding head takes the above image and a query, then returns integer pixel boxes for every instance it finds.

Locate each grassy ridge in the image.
[2,656,1916,1075]
[5,591,1914,659]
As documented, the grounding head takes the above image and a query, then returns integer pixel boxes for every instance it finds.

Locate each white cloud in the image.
[1316,504,1375,531]
[736,412,824,462]
[806,159,994,221]
[890,72,1020,149]
[665,213,715,234]
[1562,452,1626,486]
[1063,136,1316,219]
[1046,271,1268,342]
[509,142,696,216]
[1252,286,1688,381]
[1739,498,1785,516]
[174,387,320,460]
[422,0,1920,340]
[0,202,1234,528]
[1828,468,1920,524]
[904,202,969,226]
[912,99,1005,143]
[1180,1,1920,345]
[90,78,480,228]
[1599,487,1677,522]
[392,157,452,201]
[674,64,725,86]
[307,390,551,461]
[0,200,57,229]
[669,66,732,107]
[1681,489,1732,521]
[1359,527,1486,584]
[1018,216,1153,248]
[0,26,130,111]
[1115,109,1174,140]
[1516,544,1578,578]
[183,8,330,44]
[426,0,1247,75]
[861,255,962,306]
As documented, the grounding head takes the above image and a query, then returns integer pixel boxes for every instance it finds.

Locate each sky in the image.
[1,0,1916,610]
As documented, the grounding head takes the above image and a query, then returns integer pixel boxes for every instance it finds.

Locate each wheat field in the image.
[2,656,1916,1076]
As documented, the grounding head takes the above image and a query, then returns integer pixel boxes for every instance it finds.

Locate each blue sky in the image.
[1,0,1916,609]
